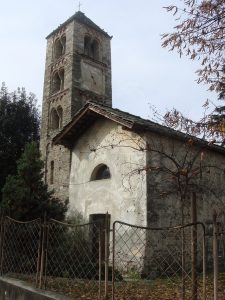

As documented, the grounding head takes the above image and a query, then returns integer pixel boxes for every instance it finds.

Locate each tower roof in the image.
[46,11,111,39]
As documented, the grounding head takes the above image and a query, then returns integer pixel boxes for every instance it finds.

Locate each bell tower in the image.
[40,11,112,200]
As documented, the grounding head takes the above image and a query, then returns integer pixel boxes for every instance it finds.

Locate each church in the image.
[40,11,225,228]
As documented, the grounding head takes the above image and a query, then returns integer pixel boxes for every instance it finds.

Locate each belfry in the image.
[40,11,112,200]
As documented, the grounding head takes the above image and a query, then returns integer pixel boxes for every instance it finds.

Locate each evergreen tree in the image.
[0,83,40,201]
[2,142,68,221]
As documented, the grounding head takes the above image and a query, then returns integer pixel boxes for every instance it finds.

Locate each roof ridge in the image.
[46,11,111,39]
[53,101,225,155]
[87,100,157,124]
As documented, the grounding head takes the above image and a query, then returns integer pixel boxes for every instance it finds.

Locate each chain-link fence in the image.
[0,216,106,299]
[43,219,104,299]
[111,221,206,300]
[0,215,224,300]
[204,214,225,300]
[0,217,41,286]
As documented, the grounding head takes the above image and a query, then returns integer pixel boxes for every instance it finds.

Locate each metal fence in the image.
[0,215,224,300]
[0,216,41,286]
[44,219,104,299]
[111,221,206,300]
[0,216,105,299]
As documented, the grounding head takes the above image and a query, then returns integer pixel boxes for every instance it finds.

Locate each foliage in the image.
[162,0,225,141]
[158,102,225,144]
[1,142,68,220]
[66,209,87,224]
[212,67,225,127]
[162,0,225,93]
[0,83,40,201]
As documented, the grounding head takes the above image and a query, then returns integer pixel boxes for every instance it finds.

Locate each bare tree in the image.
[89,128,225,225]
[162,0,225,93]
[161,0,225,141]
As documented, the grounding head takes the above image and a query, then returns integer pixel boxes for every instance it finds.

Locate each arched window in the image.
[50,106,63,130]
[91,164,111,181]
[51,69,64,94]
[84,36,100,61]
[57,105,63,128]
[50,161,54,184]
[50,108,59,130]
[52,72,61,94]
[54,36,66,60]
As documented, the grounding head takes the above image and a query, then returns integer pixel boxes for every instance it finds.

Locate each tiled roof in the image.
[53,100,225,155]
[46,11,111,39]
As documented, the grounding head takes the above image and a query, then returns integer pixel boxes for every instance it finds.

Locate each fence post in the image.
[35,220,43,287]
[104,212,109,300]
[0,216,4,276]
[44,222,49,290]
[39,213,47,289]
[112,222,115,300]
[191,192,197,300]
[202,225,206,300]
[99,225,102,300]
[181,227,185,300]
[213,211,218,300]
[0,217,6,276]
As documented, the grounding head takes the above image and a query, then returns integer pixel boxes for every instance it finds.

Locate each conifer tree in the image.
[0,83,40,201]
[2,142,68,221]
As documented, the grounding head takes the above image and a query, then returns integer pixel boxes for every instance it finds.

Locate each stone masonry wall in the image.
[40,16,112,201]
[145,132,225,228]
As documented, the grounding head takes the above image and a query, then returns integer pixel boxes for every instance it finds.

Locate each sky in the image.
[0,0,217,121]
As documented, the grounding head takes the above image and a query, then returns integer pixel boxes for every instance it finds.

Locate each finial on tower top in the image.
[78,1,82,11]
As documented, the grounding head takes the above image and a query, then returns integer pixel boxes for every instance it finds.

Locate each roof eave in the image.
[53,104,134,148]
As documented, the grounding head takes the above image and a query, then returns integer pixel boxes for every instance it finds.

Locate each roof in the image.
[53,101,225,155]
[46,11,111,39]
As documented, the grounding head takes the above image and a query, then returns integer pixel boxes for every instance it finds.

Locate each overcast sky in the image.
[0,0,216,121]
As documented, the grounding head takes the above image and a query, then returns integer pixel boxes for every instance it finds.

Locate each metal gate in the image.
[111,221,206,300]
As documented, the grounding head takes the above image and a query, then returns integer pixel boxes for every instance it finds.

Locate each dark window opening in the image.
[90,39,99,60]
[84,35,91,56]
[51,69,64,94]
[54,36,66,60]
[50,161,54,184]
[57,105,63,128]
[50,106,63,130]
[50,108,59,130]
[91,164,111,181]
[84,36,100,60]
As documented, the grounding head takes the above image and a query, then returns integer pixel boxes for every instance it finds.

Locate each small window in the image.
[51,69,64,94]
[50,108,59,130]
[50,161,54,184]
[91,39,99,60]
[84,36,100,61]
[57,105,63,128]
[84,35,91,56]
[54,36,66,60]
[91,164,111,181]
[50,106,63,130]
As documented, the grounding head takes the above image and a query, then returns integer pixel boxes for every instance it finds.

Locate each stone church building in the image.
[40,11,225,228]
